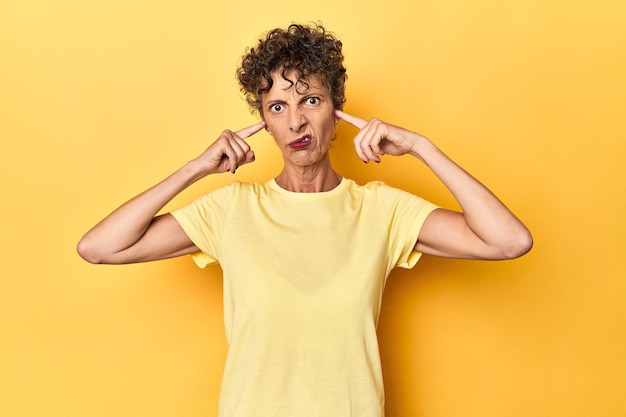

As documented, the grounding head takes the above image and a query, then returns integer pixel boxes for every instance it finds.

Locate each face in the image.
[260,71,337,169]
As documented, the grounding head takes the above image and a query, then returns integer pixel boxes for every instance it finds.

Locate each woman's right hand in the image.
[77,120,267,264]
[194,121,266,175]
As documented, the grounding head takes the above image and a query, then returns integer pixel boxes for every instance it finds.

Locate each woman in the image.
[78,23,532,417]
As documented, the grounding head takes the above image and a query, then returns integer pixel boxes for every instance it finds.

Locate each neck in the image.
[275,163,342,193]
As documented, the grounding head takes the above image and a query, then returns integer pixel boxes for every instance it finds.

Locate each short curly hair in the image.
[236,23,347,114]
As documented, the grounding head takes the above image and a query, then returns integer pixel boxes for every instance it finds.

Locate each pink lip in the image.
[288,135,313,150]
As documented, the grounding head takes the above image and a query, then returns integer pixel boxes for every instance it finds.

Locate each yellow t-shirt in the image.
[171,178,438,417]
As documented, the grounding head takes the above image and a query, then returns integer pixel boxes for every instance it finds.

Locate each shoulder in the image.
[341,178,388,194]
[195,180,267,200]
[354,180,438,213]
[338,178,409,200]
[175,181,251,213]
[356,180,418,201]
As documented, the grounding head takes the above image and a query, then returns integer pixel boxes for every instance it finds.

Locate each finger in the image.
[358,138,381,163]
[352,121,381,163]
[243,149,256,165]
[352,125,372,163]
[365,121,385,157]
[225,133,250,173]
[220,142,240,174]
[235,120,266,139]
[215,131,242,173]
[230,148,256,172]
[335,110,367,129]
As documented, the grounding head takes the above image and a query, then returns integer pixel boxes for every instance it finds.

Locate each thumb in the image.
[241,149,256,165]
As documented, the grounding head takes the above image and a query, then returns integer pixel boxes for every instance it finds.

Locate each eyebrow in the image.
[263,88,327,108]
[265,99,288,108]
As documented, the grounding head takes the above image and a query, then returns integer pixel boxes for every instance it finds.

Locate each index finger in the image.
[335,110,367,129]
[235,120,266,139]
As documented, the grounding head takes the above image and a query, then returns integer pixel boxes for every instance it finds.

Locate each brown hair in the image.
[237,23,347,113]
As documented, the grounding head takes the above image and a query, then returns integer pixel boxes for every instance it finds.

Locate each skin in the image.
[336,110,532,259]
[77,70,532,265]
[261,71,341,192]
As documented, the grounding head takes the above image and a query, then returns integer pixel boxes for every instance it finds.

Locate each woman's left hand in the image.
[335,110,426,163]
[336,109,533,260]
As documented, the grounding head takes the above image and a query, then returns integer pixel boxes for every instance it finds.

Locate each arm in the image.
[77,121,265,264]
[336,110,532,260]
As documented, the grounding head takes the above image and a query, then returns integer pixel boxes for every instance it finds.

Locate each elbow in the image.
[76,237,104,264]
[501,229,533,260]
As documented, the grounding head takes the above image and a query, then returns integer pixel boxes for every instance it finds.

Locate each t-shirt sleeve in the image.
[169,183,237,268]
[373,182,439,269]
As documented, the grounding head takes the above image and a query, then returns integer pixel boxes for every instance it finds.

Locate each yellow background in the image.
[2,0,625,416]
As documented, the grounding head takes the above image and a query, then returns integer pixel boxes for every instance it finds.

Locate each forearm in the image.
[77,121,265,264]
[77,160,206,263]
[335,110,532,259]
[411,135,532,258]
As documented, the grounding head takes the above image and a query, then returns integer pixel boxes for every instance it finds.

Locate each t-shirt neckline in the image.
[269,177,349,199]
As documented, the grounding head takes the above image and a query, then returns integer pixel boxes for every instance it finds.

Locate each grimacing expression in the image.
[261,71,337,168]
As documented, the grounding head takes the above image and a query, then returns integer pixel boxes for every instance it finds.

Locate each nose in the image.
[288,107,306,132]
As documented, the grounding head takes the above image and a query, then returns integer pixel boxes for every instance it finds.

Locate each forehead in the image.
[264,70,327,99]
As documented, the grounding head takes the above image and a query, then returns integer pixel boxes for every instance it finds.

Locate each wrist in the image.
[181,158,213,184]
[408,134,434,161]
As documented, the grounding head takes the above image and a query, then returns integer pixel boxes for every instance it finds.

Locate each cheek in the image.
[322,117,336,135]
[265,118,285,136]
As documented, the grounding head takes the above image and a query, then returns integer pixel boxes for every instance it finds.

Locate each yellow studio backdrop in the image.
[1,0,625,416]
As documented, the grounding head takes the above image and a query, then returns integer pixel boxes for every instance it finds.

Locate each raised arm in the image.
[336,110,532,260]
[77,121,265,264]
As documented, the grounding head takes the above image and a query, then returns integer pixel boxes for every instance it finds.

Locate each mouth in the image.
[288,135,313,150]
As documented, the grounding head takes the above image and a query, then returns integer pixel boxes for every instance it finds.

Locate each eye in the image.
[304,97,320,106]
[269,103,284,113]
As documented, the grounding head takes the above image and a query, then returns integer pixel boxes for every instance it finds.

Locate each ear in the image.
[334,105,343,124]
[260,115,271,135]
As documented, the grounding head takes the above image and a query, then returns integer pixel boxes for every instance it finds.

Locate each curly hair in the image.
[236,23,347,114]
